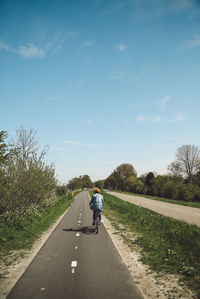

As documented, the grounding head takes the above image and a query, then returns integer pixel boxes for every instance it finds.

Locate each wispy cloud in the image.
[134,65,152,81]
[64,140,101,147]
[117,44,126,52]
[84,41,94,47]
[180,33,200,49]
[0,41,10,51]
[51,147,69,151]
[136,115,145,123]
[0,40,45,59]
[18,43,45,58]
[159,95,170,111]
[136,115,162,123]
[87,120,93,125]
[168,113,184,123]
[108,70,125,79]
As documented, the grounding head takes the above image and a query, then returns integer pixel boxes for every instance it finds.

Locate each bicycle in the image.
[93,210,100,234]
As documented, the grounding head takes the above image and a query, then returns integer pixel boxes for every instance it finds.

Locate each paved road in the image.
[7,191,143,299]
[106,191,200,227]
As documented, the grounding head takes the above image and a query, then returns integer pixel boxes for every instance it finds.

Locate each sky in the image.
[1,0,200,184]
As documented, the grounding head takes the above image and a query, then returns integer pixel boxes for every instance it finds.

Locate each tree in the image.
[144,172,155,195]
[94,180,104,190]
[168,145,200,181]
[116,163,137,191]
[0,131,10,165]
[80,175,93,189]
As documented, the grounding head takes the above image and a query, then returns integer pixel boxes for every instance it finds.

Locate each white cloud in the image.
[64,140,101,147]
[169,113,184,123]
[18,43,45,58]
[180,33,200,49]
[136,115,145,123]
[0,40,45,59]
[117,44,126,52]
[153,116,162,123]
[159,95,170,111]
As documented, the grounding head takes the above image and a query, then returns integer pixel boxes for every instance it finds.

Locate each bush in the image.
[56,186,67,196]
[162,181,177,200]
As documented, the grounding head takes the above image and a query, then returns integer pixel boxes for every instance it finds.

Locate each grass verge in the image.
[103,191,200,295]
[111,190,200,208]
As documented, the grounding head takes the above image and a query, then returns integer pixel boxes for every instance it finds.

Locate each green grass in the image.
[102,191,200,295]
[110,190,200,208]
[0,191,80,258]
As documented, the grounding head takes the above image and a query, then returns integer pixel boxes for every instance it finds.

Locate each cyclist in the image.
[89,187,104,225]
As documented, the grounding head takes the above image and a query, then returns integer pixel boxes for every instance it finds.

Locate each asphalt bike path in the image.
[7,191,143,299]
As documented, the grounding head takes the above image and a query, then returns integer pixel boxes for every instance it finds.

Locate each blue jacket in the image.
[90,193,104,211]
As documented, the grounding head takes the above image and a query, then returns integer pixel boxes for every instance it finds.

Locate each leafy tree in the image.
[67,177,82,190]
[168,145,200,182]
[116,163,137,191]
[80,175,93,188]
[94,180,104,190]
[1,127,56,212]
[144,172,155,195]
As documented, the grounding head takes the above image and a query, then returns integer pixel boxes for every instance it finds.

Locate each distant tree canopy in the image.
[168,144,200,181]
[67,174,93,190]
[104,163,137,191]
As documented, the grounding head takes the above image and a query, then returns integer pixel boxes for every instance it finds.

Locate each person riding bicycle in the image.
[89,187,104,225]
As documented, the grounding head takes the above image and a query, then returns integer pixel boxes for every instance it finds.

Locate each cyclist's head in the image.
[93,187,101,193]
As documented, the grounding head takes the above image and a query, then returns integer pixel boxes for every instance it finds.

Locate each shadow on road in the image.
[62,226,97,234]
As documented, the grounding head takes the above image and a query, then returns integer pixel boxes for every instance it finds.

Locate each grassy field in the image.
[0,192,80,261]
[102,191,200,295]
[110,190,200,208]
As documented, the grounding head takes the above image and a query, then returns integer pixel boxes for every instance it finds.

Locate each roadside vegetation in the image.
[0,193,76,259]
[0,128,79,270]
[102,191,200,295]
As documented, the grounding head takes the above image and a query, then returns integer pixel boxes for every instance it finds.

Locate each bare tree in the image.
[168,145,200,181]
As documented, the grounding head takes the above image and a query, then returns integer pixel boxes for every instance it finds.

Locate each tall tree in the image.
[168,145,200,181]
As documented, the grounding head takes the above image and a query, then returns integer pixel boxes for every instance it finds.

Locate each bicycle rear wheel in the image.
[95,216,100,234]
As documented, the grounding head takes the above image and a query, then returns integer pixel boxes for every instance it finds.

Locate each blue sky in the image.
[1,0,200,183]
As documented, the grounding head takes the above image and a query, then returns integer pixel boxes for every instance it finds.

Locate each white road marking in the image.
[80,213,82,216]
[78,220,81,223]
[41,288,45,291]
[76,232,80,236]
[71,261,77,267]
[72,268,75,274]
[75,246,78,250]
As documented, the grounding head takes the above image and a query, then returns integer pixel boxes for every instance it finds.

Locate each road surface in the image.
[7,191,143,299]
[106,191,200,227]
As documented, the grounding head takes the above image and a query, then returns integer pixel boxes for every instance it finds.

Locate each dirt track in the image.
[106,191,200,227]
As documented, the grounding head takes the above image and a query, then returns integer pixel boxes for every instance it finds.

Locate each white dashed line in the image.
[76,232,80,237]
[75,246,78,250]
[71,261,77,267]
[78,221,81,224]
[72,268,75,274]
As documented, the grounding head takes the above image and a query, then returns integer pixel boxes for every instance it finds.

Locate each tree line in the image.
[66,144,200,202]
[103,145,200,202]
[0,128,57,215]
